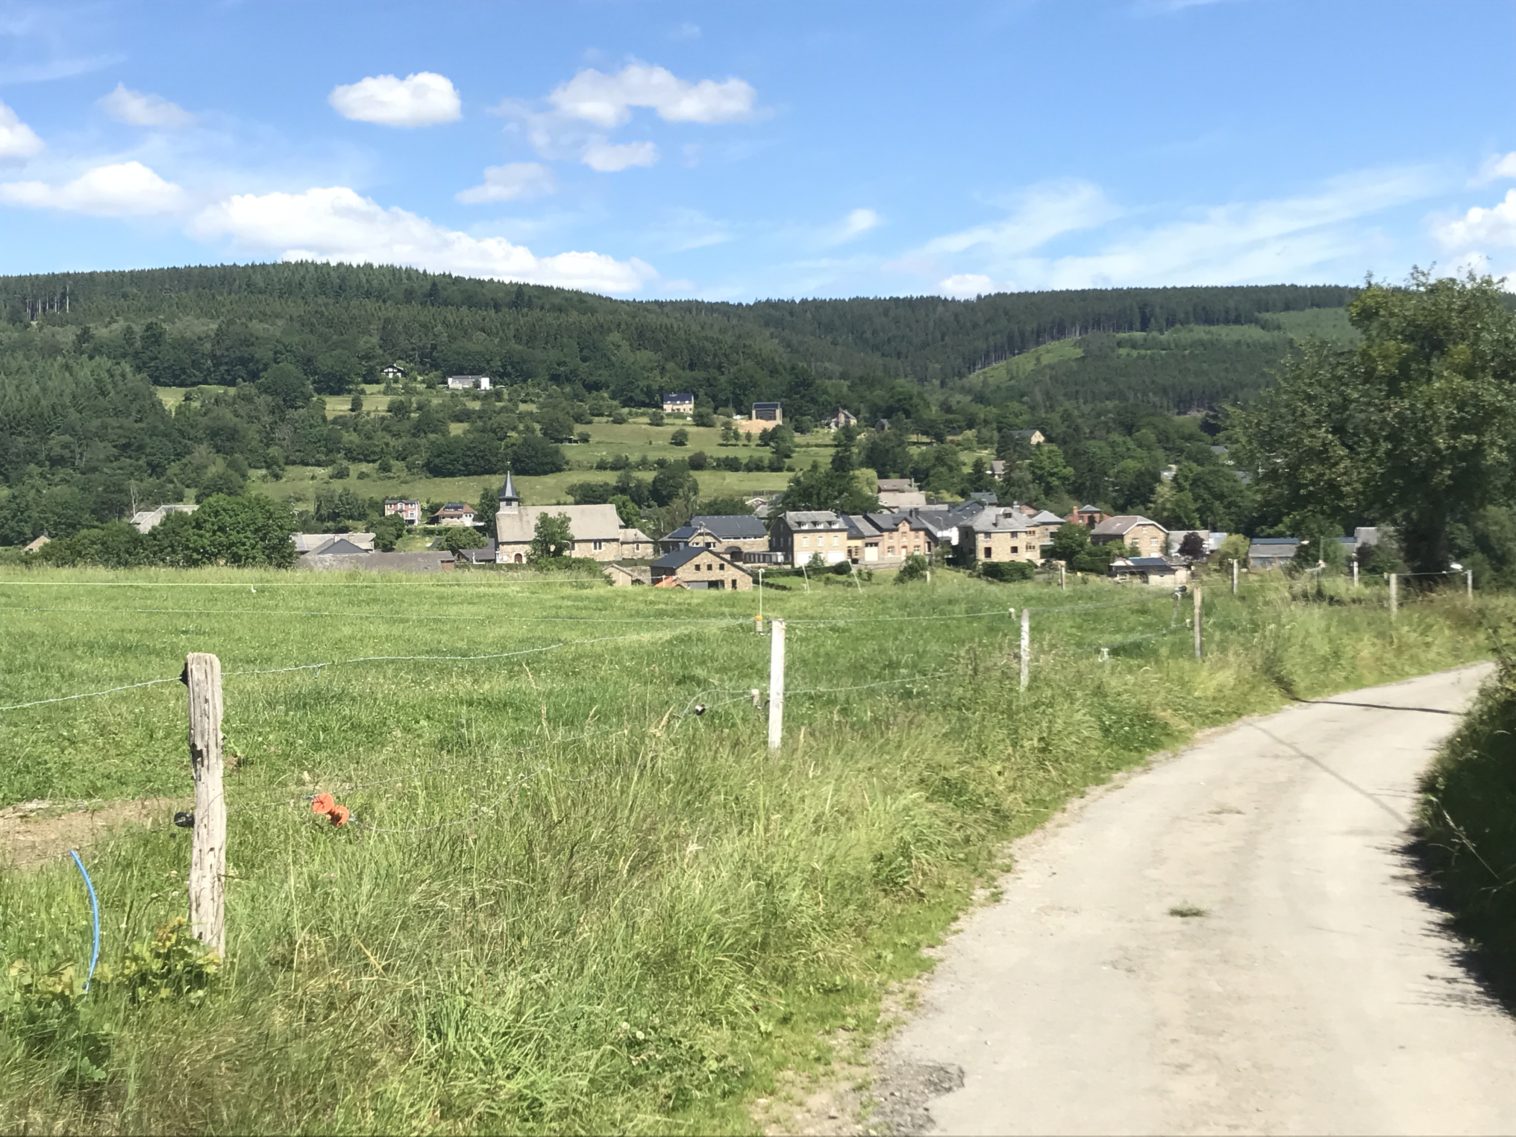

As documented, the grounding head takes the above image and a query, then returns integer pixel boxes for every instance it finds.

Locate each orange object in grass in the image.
[329,804,351,827]
[311,792,336,816]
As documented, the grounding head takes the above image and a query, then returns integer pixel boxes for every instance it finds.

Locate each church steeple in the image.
[498,469,520,507]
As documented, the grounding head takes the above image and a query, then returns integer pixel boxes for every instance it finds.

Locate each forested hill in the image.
[1,263,1353,415]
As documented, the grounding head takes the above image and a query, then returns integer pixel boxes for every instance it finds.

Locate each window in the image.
[592,539,604,551]
[983,546,993,560]
[719,562,726,572]
[1011,545,1019,554]
[800,534,810,547]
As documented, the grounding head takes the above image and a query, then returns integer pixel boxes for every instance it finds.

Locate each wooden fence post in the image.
[1059,563,1067,591]
[1389,572,1398,620]
[767,619,786,752]
[1019,608,1031,693]
[1352,560,1359,589]
[1193,582,1204,660]
[1467,569,1474,601]
[1231,558,1239,596]
[182,652,226,956]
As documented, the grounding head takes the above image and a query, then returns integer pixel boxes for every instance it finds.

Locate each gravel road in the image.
[879,665,1516,1136]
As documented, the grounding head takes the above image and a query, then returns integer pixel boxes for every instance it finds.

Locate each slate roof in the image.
[292,532,376,554]
[843,514,883,539]
[663,392,695,402]
[878,490,927,510]
[496,503,622,544]
[957,505,1035,533]
[651,546,749,573]
[781,510,847,530]
[664,514,767,542]
[876,478,917,493]
[1092,515,1166,537]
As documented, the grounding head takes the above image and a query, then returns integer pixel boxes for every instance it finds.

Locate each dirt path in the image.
[877,665,1516,1136]
[0,797,179,870]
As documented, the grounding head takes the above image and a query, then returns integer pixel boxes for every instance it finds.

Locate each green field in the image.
[0,567,1497,1134]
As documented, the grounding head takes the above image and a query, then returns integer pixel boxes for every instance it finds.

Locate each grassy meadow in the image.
[0,567,1498,1134]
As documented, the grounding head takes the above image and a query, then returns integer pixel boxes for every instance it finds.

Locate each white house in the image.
[445,374,493,391]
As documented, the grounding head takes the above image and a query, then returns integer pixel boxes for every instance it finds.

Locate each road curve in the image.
[881,665,1516,1137]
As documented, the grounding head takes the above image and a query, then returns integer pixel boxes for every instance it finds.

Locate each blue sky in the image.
[1,0,1514,299]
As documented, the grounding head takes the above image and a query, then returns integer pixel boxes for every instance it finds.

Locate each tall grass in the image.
[1416,617,1516,1004]
[0,568,1498,1134]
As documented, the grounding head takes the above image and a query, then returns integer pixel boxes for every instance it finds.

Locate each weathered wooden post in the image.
[182,652,226,956]
[1193,583,1204,660]
[1231,558,1239,596]
[1467,569,1475,601]
[1059,563,1067,591]
[1389,572,1399,621]
[1352,560,1359,589]
[1019,608,1031,693]
[767,619,786,752]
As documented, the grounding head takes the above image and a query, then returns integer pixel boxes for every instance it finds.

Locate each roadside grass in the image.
[0,568,1499,1134]
[1415,625,1516,1005]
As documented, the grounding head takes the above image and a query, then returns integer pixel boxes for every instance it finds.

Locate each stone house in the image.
[445,374,492,391]
[1247,536,1300,570]
[956,505,1046,565]
[649,546,754,590]
[1091,515,1169,558]
[773,511,849,566]
[844,511,936,565]
[826,407,858,431]
[662,392,695,414]
[1066,504,1106,528]
[660,515,770,558]
[130,503,197,534]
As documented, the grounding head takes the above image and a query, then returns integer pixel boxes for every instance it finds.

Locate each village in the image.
[96,391,1369,589]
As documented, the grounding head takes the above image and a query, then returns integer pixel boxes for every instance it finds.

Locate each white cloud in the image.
[939,273,995,298]
[329,72,461,127]
[1433,189,1516,251]
[99,83,194,128]
[0,100,43,159]
[825,207,881,246]
[648,207,732,252]
[1474,152,1516,186]
[919,179,1120,261]
[548,61,757,128]
[581,137,658,172]
[190,185,656,295]
[456,162,555,204]
[0,160,185,216]
[914,167,1440,291]
[670,21,702,41]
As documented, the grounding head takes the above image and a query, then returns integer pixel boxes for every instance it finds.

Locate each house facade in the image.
[493,472,629,563]
[826,407,858,431]
[384,498,421,525]
[773,511,849,566]
[955,505,1044,565]
[430,503,477,527]
[649,546,754,590]
[662,392,695,414]
[1090,515,1168,558]
[1248,537,1300,570]
[843,512,935,565]
[381,364,406,381]
[1066,504,1106,528]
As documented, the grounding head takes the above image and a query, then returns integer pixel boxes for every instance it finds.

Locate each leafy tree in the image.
[259,362,314,409]
[671,428,690,447]
[373,514,406,551]
[862,430,912,479]
[536,407,575,443]
[1215,533,1250,566]
[650,462,699,507]
[1178,531,1207,560]
[648,409,665,426]
[439,526,486,555]
[156,494,295,568]
[530,512,574,559]
[196,467,247,501]
[610,494,641,528]
[1047,522,1114,574]
[509,432,567,475]
[782,462,880,514]
[1236,271,1516,574]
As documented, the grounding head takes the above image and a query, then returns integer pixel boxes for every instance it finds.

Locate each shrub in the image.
[979,560,1035,583]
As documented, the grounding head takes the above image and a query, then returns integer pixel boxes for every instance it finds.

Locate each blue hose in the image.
[67,849,100,994]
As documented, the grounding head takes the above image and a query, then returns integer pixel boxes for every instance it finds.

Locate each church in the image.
[492,472,653,564]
